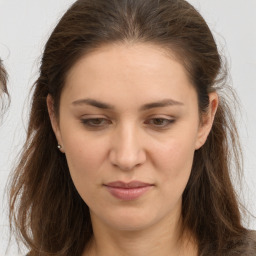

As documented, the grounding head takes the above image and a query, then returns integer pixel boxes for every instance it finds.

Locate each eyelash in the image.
[80,117,175,129]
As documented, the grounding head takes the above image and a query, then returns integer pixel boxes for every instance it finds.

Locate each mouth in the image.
[104,181,154,201]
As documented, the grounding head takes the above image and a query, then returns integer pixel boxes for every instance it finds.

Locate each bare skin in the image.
[48,43,218,256]
[83,205,198,256]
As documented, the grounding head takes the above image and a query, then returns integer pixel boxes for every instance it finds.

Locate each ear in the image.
[46,94,65,153]
[195,92,219,150]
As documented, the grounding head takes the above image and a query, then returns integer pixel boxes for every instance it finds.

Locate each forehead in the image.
[62,43,196,108]
[66,42,185,82]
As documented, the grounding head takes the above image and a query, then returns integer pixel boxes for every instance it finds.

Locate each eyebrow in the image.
[72,98,184,111]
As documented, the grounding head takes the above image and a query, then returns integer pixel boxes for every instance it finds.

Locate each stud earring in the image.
[57,144,62,149]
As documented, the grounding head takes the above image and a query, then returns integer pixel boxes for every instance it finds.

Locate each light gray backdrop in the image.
[0,0,255,255]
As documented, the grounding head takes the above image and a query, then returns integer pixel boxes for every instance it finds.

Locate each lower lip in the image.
[105,186,153,200]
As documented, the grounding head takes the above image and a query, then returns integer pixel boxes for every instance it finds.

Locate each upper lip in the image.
[105,181,153,188]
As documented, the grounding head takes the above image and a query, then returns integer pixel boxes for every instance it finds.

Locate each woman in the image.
[9,0,256,255]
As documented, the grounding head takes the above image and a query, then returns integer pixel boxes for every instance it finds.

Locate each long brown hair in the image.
[0,59,9,114]
[9,0,256,255]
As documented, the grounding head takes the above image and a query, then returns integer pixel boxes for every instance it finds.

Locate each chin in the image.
[102,209,160,232]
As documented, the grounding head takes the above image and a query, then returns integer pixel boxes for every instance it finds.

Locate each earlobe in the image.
[46,94,65,153]
[195,92,219,150]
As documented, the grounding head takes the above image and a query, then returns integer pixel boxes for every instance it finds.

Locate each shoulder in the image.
[233,229,256,256]
[246,230,256,248]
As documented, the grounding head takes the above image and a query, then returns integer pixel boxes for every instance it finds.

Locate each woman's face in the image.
[49,43,217,231]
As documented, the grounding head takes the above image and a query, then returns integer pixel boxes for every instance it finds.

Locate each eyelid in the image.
[80,115,176,129]
[145,117,175,128]
[80,117,112,128]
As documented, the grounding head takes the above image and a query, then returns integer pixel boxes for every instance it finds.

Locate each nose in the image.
[109,123,146,171]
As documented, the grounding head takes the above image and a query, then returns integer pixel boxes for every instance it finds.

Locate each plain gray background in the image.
[0,0,255,255]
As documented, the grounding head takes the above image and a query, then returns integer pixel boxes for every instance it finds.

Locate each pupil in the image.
[93,119,102,124]
[155,119,163,125]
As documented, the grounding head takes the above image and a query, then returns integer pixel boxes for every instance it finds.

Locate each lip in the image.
[104,181,154,200]
[106,181,153,188]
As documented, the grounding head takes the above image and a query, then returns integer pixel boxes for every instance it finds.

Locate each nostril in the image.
[109,149,146,171]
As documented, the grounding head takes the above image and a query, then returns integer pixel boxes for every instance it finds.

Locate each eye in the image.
[81,118,111,128]
[145,118,175,128]
[80,117,174,129]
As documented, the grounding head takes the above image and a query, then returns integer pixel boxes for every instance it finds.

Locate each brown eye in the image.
[146,118,175,128]
[81,118,111,128]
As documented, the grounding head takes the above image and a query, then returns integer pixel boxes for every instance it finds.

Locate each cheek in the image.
[152,133,196,192]
[155,134,195,169]
[61,128,107,183]
[62,133,108,206]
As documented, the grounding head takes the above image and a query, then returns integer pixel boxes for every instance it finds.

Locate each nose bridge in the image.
[109,121,146,170]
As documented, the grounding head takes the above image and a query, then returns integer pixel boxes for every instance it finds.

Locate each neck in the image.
[83,210,197,256]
